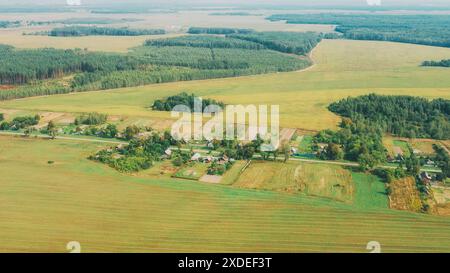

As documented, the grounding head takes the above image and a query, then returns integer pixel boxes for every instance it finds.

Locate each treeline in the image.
[422,59,450,67]
[47,26,165,37]
[147,32,322,56]
[328,94,450,140]
[152,92,225,112]
[268,14,450,48]
[209,12,254,16]
[228,31,322,55]
[145,35,265,50]
[188,27,254,35]
[0,21,21,28]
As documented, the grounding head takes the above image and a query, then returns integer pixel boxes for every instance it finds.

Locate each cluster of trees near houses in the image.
[44,26,165,37]
[0,114,40,131]
[0,31,315,101]
[328,94,450,140]
[89,132,174,172]
[152,92,225,112]
[268,14,450,48]
[422,59,450,68]
[314,94,450,180]
[314,118,387,171]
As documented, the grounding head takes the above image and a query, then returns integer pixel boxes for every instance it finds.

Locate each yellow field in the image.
[1,135,450,253]
[234,161,354,202]
[2,39,450,131]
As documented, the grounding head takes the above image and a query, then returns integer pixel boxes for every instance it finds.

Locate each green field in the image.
[1,135,450,253]
[2,39,450,131]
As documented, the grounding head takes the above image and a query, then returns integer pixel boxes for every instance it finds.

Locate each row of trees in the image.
[268,14,450,48]
[328,94,450,140]
[0,21,20,28]
[46,26,165,37]
[422,59,450,67]
[228,31,322,55]
[188,27,254,35]
[145,35,265,50]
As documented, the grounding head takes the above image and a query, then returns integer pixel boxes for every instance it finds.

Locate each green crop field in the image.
[1,135,450,253]
[2,39,449,131]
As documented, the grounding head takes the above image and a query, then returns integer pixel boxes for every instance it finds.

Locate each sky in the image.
[1,0,450,8]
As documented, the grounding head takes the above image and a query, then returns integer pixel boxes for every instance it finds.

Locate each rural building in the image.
[191,153,201,161]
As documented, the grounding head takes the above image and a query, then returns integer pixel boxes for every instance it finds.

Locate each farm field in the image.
[0,28,183,52]
[2,39,450,131]
[1,135,450,253]
[233,161,376,205]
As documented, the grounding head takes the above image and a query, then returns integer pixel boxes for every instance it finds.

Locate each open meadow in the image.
[2,39,450,131]
[1,135,450,253]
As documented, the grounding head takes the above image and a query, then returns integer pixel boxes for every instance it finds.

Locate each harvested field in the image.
[235,161,354,202]
[1,136,450,252]
[389,177,423,213]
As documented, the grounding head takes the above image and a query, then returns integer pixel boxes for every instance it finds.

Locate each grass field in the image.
[173,163,209,180]
[2,39,450,131]
[1,136,450,253]
[234,161,361,204]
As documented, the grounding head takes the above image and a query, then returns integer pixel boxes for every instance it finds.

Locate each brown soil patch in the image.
[199,175,222,184]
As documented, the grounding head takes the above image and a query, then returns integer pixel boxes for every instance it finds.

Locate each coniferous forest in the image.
[46,26,165,37]
[268,14,450,48]
[0,33,316,101]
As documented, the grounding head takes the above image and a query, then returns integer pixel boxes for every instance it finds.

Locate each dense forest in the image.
[328,94,450,140]
[0,45,147,85]
[152,92,225,112]
[422,59,450,67]
[268,14,450,48]
[145,35,265,50]
[228,31,322,55]
[0,32,318,100]
[188,27,254,35]
[46,26,165,37]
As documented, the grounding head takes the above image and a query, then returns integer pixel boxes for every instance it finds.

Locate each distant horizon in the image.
[1,0,450,9]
